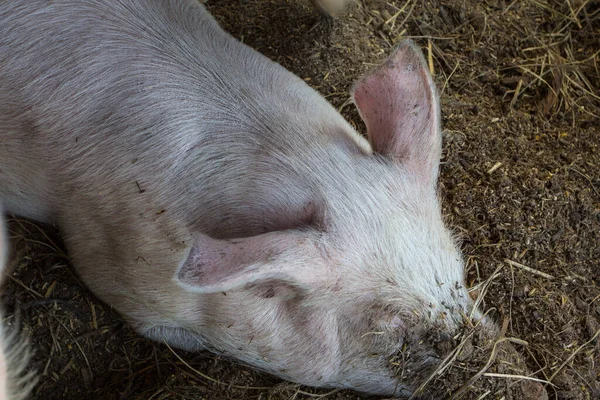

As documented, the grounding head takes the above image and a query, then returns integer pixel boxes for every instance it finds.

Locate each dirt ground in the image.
[2,0,599,399]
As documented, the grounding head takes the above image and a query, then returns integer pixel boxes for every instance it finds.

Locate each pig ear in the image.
[351,40,442,185]
[175,232,327,294]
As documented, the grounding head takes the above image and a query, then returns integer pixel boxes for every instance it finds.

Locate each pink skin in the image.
[177,231,334,293]
[352,40,441,186]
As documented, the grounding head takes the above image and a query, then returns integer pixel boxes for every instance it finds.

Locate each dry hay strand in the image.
[393,0,600,122]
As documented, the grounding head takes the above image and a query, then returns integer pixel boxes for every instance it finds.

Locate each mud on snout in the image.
[386,315,548,400]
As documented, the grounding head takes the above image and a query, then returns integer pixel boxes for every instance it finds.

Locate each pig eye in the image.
[258,285,276,299]
[267,199,326,234]
[246,281,302,300]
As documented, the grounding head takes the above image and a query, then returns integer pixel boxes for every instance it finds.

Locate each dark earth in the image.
[2,0,599,399]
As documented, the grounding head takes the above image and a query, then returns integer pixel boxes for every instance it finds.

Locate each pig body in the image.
[0,0,484,395]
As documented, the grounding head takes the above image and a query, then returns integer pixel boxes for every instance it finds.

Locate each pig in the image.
[0,0,491,396]
[0,214,35,400]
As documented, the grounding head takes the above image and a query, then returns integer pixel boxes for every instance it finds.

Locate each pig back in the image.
[0,0,368,327]
[0,0,356,227]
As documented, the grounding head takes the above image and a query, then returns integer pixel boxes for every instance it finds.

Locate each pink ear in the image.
[176,231,328,293]
[351,40,441,185]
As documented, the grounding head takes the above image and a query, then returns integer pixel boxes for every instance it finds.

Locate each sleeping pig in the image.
[0,0,495,396]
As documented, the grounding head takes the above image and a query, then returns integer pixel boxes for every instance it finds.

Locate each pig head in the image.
[0,0,490,396]
[168,41,481,395]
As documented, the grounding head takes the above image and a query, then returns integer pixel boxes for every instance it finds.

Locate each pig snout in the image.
[394,316,549,399]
